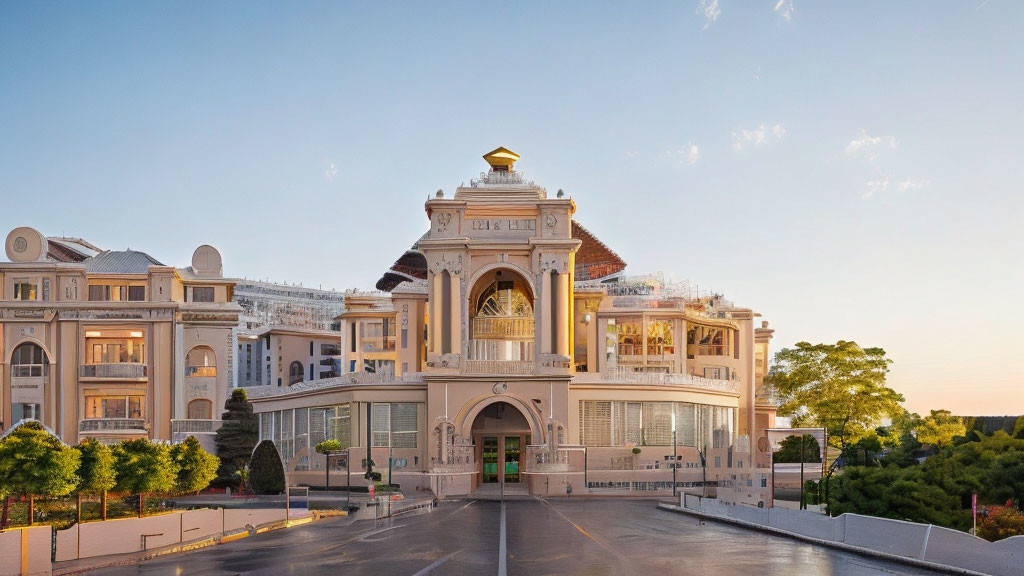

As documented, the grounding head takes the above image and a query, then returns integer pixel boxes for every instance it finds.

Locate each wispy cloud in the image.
[625,150,640,158]
[324,161,338,181]
[697,0,720,30]
[861,177,929,199]
[774,0,794,22]
[662,143,700,165]
[732,123,785,150]
[845,130,898,162]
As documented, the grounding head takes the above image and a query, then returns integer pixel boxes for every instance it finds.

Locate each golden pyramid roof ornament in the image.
[483,147,520,170]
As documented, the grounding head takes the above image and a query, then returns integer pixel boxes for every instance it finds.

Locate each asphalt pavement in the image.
[97,498,946,575]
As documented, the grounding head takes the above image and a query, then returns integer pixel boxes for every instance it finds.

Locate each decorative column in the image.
[556,272,570,357]
[430,272,442,355]
[540,271,552,354]
[449,275,461,357]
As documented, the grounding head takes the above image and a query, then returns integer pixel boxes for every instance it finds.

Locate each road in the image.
[100,499,944,575]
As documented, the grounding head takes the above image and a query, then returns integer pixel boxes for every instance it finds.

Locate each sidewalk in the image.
[52,512,347,576]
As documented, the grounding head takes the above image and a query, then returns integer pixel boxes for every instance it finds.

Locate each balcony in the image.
[79,418,146,432]
[79,363,147,379]
[472,317,534,340]
[465,339,534,375]
[362,336,396,353]
[171,419,223,435]
[598,366,740,394]
[186,366,217,378]
[756,385,781,406]
[687,344,727,358]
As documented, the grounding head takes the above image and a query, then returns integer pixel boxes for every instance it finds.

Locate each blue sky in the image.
[2,2,1021,415]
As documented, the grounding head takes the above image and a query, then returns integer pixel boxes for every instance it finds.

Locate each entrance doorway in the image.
[471,402,532,487]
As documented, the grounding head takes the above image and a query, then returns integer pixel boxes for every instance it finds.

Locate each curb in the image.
[657,503,990,576]
[53,512,345,575]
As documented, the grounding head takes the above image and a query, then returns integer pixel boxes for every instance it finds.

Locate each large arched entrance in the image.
[471,401,533,487]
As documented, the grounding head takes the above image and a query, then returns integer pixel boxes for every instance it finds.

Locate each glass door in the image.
[482,436,499,483]
[504,436,521,483]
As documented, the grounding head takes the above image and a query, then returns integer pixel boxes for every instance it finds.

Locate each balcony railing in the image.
[79,418,146,432]
[186,366,217,377]
[472,316,534,340]
[362,336,396,353]
[601,366,740,394]
[756,385,781,406]
[79,363,148,379]
[465,339,534,375]
[687,344,727,357]
[171,419,223,435]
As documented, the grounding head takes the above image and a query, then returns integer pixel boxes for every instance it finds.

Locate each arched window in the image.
[11,343,48,377]
[186,346,217,377]
[187,399,213,420]
[471,269,534,340]
[288,361,304,385]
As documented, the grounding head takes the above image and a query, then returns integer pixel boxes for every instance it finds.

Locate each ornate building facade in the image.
[247,148,780,498]
[0,229,239,449]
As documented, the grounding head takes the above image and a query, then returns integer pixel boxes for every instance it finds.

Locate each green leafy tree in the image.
[0,421,80,526]
[915,409,966,450]
[767,341,904,455]
[773,434,822,464]
[214,388,258,488]
[248,440,285,495]
[112,439,177,495]
[1013,416,1024,440]
[170,436,220,494]
[76,438,116,494]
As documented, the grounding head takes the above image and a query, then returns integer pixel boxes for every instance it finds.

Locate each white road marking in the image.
[412,551,459,576]
[498,501,507,576]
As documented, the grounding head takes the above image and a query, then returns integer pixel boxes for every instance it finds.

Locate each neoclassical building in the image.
[249,148,780,498]
[0,230,239,449]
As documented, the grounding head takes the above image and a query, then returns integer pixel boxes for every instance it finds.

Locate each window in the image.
[88,285,111,301]
[187,399,213,419]
[11,343,47,377]
[186,346,217,377]
[85,332,145,364]
[13,281,38,301]
[128,286,146,301]
[579,400,734,449]
[12,403,41,421]
[372,403,418,448]
[288,361,304,385]
[192,286,215,302]
[85,395,145,419]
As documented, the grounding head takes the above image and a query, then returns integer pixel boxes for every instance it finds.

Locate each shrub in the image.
[170,436,219,494]
[978,505,1024,541]
[249,440,285,495]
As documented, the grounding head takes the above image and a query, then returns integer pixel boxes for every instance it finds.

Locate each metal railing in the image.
[755,385,781,406]
[523,445,586,474]
[601,366,740,394]
[430,444,476,474]
[687,344,727,357]
[79,363,147,379]
[362,337,396,353]
[472,316,534,340]
[465,339,534,375]
[186,366,217,377]
[171,419,223,434]
[79,419,146,432]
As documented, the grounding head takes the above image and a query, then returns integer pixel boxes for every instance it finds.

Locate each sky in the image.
[2,1,1022,416]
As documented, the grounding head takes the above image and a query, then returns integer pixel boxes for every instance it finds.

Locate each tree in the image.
[170,436,219,494]
[76,438,116,520]
[0,421,80,526]
[316,439,345,490]
[915,409,966,450]
[112,439,177,495]
[767,341,904,455]
[248,440,285,495]
[773,434,822,464]
[214,388,258,489]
